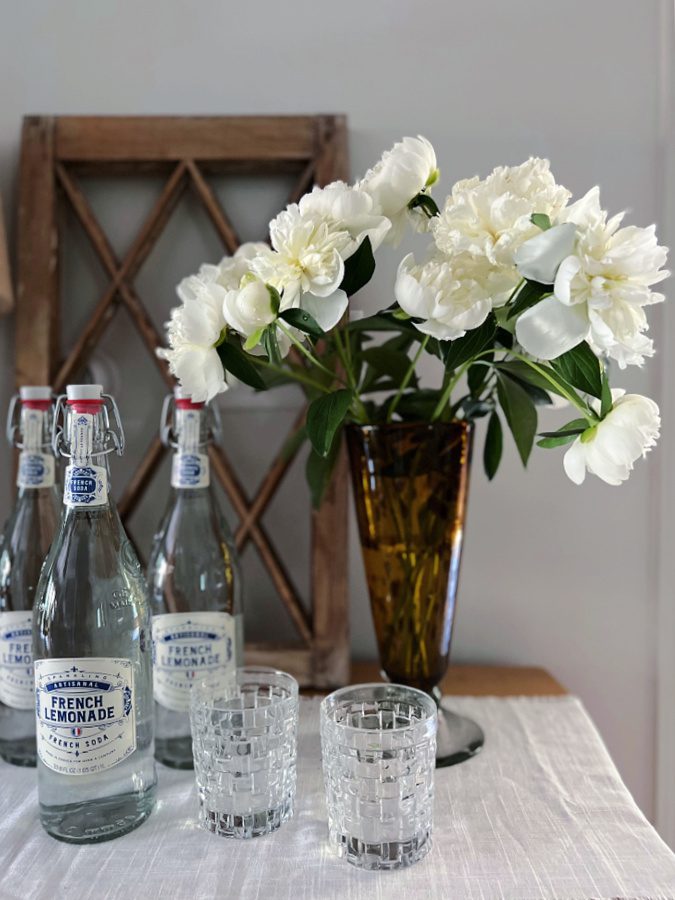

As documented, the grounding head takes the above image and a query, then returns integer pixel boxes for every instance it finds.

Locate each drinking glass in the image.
[320,683,437,870]
[190,666,298,838]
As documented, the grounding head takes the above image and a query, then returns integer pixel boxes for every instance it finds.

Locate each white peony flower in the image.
[222,277,279,338]
[298,181,391,253]
[359,135,438,244]
[253,204,346,298]
[251,204,350,331]
[395,252,493,341]
[177,242,267,302]
[515,188,669,366]
[158,280,229,402]
[432,158,571,306]
[563,390,660,485]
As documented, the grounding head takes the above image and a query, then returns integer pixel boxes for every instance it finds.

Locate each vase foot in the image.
[432,689,484,768]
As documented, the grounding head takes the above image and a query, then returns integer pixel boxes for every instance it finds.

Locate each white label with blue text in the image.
[64,464,107,507]
[17,452,55,489]
[152,612,234,711]
[0,611,34,709]
[35,657,136,775]
[171,452,210,489]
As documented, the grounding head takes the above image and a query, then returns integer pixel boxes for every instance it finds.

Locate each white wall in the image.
[0,0,669,824]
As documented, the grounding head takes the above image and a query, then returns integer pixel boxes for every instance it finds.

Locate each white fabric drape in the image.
[1,695,674,900]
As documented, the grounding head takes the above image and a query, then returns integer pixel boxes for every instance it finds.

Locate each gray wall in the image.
[0,0,668,821]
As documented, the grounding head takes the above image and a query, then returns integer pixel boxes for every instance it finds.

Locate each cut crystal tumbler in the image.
[320,683,437,870]
[190,667,298,838]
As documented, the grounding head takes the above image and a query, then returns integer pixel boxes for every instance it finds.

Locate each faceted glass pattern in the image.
[190,667,298,839]
[320,683,437,870]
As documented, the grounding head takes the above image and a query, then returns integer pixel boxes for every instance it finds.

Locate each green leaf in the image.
[386,389,439,421]
[496,373,538,466]
[442,313,497,372]
[340,237,375,298]
[216,341,267,391]
[493,360,583,403]
[500,370,552,406]
[467,362,488,397]
[243,327,264,351]
[531,213,552,231]
[261,326,282,366]
[268,285,281,316]
[483,412,503,480]
[551,342,603,399]
[279,308,324,338]
[360,346,416,394]
[306,438,341,509]
[600,369,612,418]
[506,280,550,320]
[347,313,418,335]
[408,192,440,218]
[306,389,353,457]
[537,417,588,448]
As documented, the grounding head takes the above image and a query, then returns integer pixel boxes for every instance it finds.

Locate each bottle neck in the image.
[63,404,112,509]
[171,405,210,491]
[16,403,56,493]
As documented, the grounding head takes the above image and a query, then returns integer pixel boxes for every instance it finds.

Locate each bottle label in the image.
[34,658,136,776]
[0,611,34,709]
[17,452,55,489]
[170,452,210,489]
[152,612,235,712]
[64,464,108,507]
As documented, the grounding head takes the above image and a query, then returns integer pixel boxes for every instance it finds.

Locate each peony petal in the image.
[563,439,587,485]
[300,290,348,331]
[515,295,589,360]
[394,254,435,319]
[553,255,582,305]
[514,223,577,284]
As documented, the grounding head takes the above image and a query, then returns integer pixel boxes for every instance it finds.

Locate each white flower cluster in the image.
[159,136,438,402]
[395,158,571,334]
[396,158,668,370]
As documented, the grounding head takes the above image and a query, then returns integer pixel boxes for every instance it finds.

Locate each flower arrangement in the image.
[160,137,667,502]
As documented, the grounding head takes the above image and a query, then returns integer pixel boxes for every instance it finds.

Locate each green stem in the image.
[430,350,495,421]
[277,321,345,384]
[387,335,430,422]
[253,358,332,394]
[333,326,369,422]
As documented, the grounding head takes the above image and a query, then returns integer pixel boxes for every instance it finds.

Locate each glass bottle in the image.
[33,384,156,843]
[148,388,242,769]
[0,387,60,766]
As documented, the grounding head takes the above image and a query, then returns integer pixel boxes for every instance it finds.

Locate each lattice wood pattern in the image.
[15,115,350,687]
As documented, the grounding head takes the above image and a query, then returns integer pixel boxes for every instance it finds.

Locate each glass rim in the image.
[190,665,299,712]
[320,682,437,733]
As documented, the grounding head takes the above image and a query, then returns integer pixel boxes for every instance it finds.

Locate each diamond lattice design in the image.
[15,116,350,687]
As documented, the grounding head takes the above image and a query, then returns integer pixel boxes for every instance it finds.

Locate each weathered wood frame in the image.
[15,115,350,687]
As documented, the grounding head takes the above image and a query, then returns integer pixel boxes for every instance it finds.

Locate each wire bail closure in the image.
[5,393,54,451]
[52,393,126,459]
[159,395,221,450]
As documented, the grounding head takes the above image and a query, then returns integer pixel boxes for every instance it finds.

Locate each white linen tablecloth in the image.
[1,695,674,900]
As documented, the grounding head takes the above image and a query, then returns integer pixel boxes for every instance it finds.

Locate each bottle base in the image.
[40,784,156,844]
[155,735,194,769]
[0,737,37,767]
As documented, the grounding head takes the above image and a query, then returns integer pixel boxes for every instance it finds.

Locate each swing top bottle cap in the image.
[19,386,52,401]
[66,384,103,402]
[174,386,204,409]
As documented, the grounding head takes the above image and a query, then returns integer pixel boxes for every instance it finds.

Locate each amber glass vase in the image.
[346,420,484,767]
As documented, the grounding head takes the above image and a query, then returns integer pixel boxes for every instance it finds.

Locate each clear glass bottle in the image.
[33,384,156,843]
[0,386,60,766]
[148,388,242,769]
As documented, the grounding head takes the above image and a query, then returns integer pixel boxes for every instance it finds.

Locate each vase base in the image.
[433,690,484,768]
